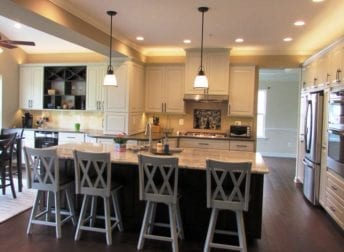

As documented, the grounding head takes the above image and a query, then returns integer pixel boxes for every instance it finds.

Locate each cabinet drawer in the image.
[179,138,229,150]
[230,141,254,151]
[97,138,114,144]
[325,191,344,229]
[327,170,344,201]
[59,132,85,144]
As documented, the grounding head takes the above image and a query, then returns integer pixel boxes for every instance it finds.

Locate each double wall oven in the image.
[327,88,344,178]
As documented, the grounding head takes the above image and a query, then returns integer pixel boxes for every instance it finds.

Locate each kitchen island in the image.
[56,143,268,241]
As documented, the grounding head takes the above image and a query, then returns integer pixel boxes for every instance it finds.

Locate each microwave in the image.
[229,125,251,138]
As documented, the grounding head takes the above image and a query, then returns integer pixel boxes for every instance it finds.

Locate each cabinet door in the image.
[329,42,344,83]
[21,130,35,165]
[145,66,164,112]
[165,66,185,113]
[19,67,32,109]
[129,63,145,113]
[19,66,43,109]
[103,112,128,134]
[229,66,256,116]
[229,141,255,151]
[86,64,106,111]
[206,50,229,94]
[184,51,204,94]
[104,63,129,112]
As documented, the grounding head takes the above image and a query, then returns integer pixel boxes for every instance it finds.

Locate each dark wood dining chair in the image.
[1,128,24,192]
[0,133,17,198]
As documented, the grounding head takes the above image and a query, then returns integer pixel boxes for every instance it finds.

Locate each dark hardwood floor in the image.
[0,157,343,251]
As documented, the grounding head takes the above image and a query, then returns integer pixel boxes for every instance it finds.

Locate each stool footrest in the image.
[210,242,243,251]
[214,229,238,236]
[144,234,173,242]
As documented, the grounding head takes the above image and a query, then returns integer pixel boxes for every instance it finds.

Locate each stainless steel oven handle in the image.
[302,159,313,169]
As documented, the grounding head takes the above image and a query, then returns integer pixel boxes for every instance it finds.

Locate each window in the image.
[257,89,267,138]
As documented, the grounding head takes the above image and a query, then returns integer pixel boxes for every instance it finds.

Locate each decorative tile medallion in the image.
[193,109,221,130]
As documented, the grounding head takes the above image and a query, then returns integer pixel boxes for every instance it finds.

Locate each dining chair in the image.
[1,128,24,191]
[204,159,252,252]
[73,150,124,246]
[137,154,184,252]
[0,133,17,198]
[24,147,76,239]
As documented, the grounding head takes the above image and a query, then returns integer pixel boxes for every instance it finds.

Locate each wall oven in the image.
[327,89,344,177]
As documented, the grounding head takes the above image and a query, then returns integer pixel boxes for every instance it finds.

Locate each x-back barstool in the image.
[204,159,252,252]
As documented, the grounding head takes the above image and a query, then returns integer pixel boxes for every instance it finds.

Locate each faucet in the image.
[145,122,152,151]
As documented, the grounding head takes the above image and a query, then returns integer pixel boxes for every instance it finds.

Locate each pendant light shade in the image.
[103,10,118,86]
[194,7,209,89]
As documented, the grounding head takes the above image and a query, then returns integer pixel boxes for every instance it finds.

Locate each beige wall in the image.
[0,48,27,128]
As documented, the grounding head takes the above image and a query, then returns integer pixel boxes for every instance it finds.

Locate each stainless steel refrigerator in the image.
[303,91,323,205]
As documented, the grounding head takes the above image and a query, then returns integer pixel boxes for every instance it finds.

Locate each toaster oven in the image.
[229,125,251,138]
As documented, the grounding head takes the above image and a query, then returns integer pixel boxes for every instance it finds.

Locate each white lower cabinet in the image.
[229,140,255,152]
[179,138,229,150]
[58,132,85,144]
[324,170,344,230]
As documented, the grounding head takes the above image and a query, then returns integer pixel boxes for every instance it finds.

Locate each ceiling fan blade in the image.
[2,40,35,46]
[0,42,17,49]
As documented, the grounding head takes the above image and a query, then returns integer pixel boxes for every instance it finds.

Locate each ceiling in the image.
[1,0,344,57]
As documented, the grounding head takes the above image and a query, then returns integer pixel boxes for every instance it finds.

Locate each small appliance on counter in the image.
[22,112,33,128]
[229,125,251,138]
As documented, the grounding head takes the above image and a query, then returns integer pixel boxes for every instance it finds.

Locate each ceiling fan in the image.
[0,35,35,49]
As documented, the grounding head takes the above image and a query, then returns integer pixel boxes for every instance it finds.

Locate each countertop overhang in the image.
[55,142,269,174]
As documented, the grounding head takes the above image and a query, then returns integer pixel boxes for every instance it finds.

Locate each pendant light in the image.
[103,10,118,86]
[194,6,209,89]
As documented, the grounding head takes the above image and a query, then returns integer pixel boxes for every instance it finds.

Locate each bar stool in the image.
[24,147,76,239]
[0,133,17,198]
[137,154,184,252]
[204,159,252,252]
[73,150,124,246]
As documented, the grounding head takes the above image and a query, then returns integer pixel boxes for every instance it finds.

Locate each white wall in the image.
[257,69,300,157]
[0,48,26,128]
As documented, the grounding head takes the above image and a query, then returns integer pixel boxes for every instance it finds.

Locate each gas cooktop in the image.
[183,132,227,138]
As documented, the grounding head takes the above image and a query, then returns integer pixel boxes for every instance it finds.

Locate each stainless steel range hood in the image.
[183,93,229,103]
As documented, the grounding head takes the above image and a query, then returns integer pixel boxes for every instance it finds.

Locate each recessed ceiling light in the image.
[183,39,191,44]
[14,22,22,29]
[0,48,3,53]
[136,36,144,41]
[294,21,305,26]
[235,38,244,43]
[283,37,293,42]
[312,0,324,2]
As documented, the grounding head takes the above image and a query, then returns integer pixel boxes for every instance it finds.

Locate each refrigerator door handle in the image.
[302,159,313,169]
[304,100,313,154]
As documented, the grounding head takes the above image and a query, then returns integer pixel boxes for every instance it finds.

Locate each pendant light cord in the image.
[200,9,204,71]
[109,14,113,70]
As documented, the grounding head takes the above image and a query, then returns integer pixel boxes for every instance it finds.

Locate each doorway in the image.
[256,68,301,157]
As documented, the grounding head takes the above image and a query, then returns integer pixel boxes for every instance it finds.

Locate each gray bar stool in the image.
[73,150,123,246]
[204,159,252,252]
[24,147,76,239]
[137,154,184,252]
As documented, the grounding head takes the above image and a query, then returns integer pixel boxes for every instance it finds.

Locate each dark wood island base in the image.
[111,163,264,241]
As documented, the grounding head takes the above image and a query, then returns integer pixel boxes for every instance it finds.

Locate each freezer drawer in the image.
[303,159,320,205]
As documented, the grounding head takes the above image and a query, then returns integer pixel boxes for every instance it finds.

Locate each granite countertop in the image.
[22,128,255,142]
[55,142,268,174]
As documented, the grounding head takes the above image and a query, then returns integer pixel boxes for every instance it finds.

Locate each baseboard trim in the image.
[260,152,296,158]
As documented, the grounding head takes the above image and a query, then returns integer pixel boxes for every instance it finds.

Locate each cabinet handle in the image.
[236,144,247,148]
[329,206,336,212]
[326,74,330,84]
[161,103,164,112]
[164,102,167,112]
[313,78,317,85]
[338,69,342,82]
[97,101,99,110]
[198,143,209,146]
[66,137,76,139]
[330,185,337,191]
[102,101,104,111]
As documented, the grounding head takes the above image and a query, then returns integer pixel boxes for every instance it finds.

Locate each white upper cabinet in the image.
[229,66,256,117]
[19,65,43,109]
[86,64,107,111]
[145,65,184,113]
[185,48,230,95]
[329,42,344,84]
[129,63,145,113]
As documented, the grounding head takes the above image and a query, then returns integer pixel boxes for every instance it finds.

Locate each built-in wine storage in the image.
[43,66,86,110]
